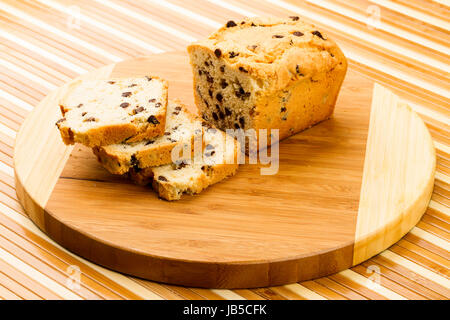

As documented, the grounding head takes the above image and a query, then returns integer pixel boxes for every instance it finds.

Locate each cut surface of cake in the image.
[56,76,168,147]
[93,100,199,175]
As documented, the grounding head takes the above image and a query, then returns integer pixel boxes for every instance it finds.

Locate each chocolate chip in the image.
[204,61,209,67]
[220,66,225,73]
[81,112,87,116]
[205,150,216,157]
[296,65,304,76]
[281,107,287,112]
[55,118,66,126]
[240,21,245,25]
[220,79,228,89]
[212,112,219,121]
[234,123,240,129]
[77,103,83,108]
[175,106,182,111]
[312,30,325,40]
[225,108,232,116]
[172,111,180,115]
[155,102,162,108]
[219,111,225,119]
[209,89,213,98]
[164,132,171,136]
[122,92,132,97]
[145,76,152,81]
[120,102,130,108]
[216,93,223,103]
[107,81,115,84]
[130,155,139,170]
[148,98,156,103]
[249,106,256,116]
[129,84,137,87]
[145,140,154,145]
[289,16,299,21]
[158,176,168,182]
[214,48,222,58]
[226,20,237,28]
[292,31,304,37]
[134,106,145,114]
[251,23,256,27]
[198,70,203,76]
[273,35,284,38]
[239,117,245,127]
[84,117,96,122]
[239,66,248,73]
[229,51,239,58]
[206,75,214,83]
[147,115,159,124]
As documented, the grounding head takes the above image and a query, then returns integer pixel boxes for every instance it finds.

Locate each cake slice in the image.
[93,100,200,175]
[129,126,240,201]
[56,76,168,147]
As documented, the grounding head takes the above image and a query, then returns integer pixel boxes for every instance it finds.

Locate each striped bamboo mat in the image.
[0,0,448,300]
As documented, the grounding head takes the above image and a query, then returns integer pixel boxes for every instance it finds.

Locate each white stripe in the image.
[206,0,257,17]
[405,100,450,126]
[0,246,82,299]
[432,0,450,6]
[428,200,450,217]
[0,2,122,62]
[410,227,450,251]
[150,0,221,28]
[381,250,450,289]
[0,162,14,177]
[434,141,450,155]
[435,172,450,184]
[339,269,407,299]
[0,202,163,300]
[0,30,86,74]
[307,0,450,55]
[346,49,449,99]
[0,89,33,111]
[94,0,197,43]
[0,58,57,91]
[0,122,16,139]
[283,283,327,300]
[266,0,450,74]
[369,0,450,31]
[211,289,245,300]
[37,0,164,54]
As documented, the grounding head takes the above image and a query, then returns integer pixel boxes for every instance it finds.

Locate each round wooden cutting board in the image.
[14,52,435,288]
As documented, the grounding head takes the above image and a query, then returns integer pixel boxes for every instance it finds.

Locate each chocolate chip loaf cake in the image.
[129,126,239,201]
[93,100,200,175]
[56,76,168,147]
[187,16,347,149]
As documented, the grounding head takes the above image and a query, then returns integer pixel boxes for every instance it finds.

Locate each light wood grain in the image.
[13,51,435,288]
[353,84,436,264]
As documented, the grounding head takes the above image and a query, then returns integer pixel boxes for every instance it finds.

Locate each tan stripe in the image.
[381,250,450,288]
[338,269,407,299]
[283,283,327,300]
[369,0,450,31]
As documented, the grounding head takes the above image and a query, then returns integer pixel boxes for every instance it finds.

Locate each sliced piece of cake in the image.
[129,126,240,201]
[93,100,200,175]
[56,76,168,147]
